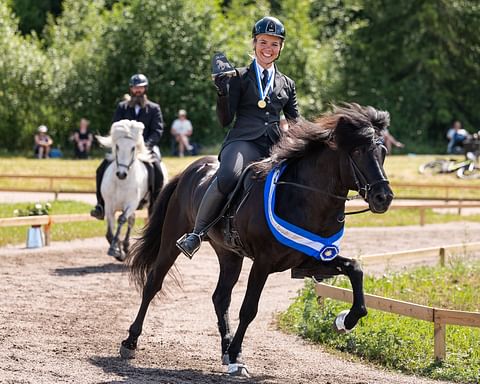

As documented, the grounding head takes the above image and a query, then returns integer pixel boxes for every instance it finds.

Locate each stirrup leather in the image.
[176,233,202,259]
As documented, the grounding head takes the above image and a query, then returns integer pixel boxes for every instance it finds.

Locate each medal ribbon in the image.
[254,59,275,103]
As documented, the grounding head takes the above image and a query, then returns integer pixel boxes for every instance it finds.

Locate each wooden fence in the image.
[315,282,480,361]
[346,201,480,226]
[1,174,480,199]
[0,211,148,245]
[314,242,480,361]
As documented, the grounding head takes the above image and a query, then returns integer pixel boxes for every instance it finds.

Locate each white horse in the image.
[96,120,167,261]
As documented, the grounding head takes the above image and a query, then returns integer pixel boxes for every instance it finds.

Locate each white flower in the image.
[13,209,19,215]
[35,203,42,210]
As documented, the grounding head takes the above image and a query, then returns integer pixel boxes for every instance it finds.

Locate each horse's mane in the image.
[96,119,152,162]
[254,103,390,177]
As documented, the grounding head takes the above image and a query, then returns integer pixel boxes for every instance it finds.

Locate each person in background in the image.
[382,128,404,154]
[72,118,93,159]
[170,109,193,157]
[447,120,470,154]
[34,125,53,159]
[90,73,165,220]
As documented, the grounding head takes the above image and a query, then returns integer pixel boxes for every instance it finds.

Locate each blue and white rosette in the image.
[264,163,344,261]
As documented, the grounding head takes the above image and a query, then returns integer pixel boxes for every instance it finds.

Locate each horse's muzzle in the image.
[116,171,127,180]
[368,182,394,213]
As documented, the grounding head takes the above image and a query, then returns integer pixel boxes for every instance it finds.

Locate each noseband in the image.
[115,136,136,171]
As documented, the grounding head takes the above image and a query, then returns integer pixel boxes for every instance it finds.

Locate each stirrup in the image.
[176,233,202,259]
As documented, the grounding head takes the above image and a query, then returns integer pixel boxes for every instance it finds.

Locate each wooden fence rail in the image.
[1,174,480,197]
[315,282,480,361]
[0,211,148,245]
[359,241,480,266]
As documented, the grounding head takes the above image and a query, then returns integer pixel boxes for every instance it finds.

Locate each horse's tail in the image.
[127,174,180,288]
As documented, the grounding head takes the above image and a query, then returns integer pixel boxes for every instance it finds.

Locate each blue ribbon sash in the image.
[264,163,344,261]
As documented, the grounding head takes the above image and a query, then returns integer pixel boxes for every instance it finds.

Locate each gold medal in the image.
[258,99,267,109]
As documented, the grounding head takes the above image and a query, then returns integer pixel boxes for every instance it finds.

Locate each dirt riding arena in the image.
[2,223,480,384]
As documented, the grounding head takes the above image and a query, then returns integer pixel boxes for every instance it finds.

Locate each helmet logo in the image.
[266,21,276,33]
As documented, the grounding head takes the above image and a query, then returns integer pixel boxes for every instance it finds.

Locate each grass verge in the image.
[279,259,480,383]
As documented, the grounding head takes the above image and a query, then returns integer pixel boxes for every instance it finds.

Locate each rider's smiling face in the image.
[254,34,283,69]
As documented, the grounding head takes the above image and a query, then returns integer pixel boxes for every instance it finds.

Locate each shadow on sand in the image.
[53,262,127,276]
[89,355,275,384]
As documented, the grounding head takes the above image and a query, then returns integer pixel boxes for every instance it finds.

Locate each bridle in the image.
[274,143,389,219]
[115,137,137,171]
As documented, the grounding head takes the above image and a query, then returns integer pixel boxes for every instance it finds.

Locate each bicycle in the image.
[418,152,480,179]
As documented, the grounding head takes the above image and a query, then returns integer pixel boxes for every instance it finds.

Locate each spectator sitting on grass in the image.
[34,125,53,159]
[171,109,193,157]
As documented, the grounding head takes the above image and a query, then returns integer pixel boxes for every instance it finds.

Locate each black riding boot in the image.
[90,159,110,220]
[176,178,227,259]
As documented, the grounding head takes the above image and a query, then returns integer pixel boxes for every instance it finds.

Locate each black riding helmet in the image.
[129,73,149,88]
[252,16,286,40]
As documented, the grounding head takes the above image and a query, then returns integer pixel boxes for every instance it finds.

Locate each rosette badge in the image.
[211,52,237,80]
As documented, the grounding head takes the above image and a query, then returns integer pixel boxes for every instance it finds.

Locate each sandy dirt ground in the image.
[1,222,480,384]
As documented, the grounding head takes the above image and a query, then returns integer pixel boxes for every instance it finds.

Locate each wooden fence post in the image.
[419,208,425,226]
[439,248,446,267]
[43,217,52,246]
[433,314,446,361]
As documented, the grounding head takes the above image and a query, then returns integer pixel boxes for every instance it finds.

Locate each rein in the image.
[273,155,388,218]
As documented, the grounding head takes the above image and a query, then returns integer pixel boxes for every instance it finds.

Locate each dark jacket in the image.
[217,62,299,146]
[112,99,164,146]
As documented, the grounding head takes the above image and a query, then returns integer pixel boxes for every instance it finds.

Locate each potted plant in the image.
[14,202,51,248]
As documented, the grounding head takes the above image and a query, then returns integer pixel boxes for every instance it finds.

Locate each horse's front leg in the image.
[226,262,269,378]
[326,256,367,332]
[211,249,244,365]
[108,210,128,261]
[105,206,115,245]
[122,213,135,254]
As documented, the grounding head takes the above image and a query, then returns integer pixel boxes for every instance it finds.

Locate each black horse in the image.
[120,103,394,377]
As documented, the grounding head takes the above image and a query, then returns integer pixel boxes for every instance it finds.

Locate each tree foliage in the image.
[1,0,479,154]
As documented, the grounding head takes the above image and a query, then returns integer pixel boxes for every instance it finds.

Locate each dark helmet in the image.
[252,16,285,40]
[129,73,149,87]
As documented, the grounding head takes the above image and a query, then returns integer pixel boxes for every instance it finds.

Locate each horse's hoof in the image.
[119,343,136,359]
[227,363,250,378]
[334,309,353,334]
[222,352,230,365]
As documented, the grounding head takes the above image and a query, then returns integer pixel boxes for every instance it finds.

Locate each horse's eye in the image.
[351,148,362,156]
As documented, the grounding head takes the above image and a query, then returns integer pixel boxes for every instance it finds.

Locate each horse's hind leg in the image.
[211,248,244,365]
[120,242,180,359]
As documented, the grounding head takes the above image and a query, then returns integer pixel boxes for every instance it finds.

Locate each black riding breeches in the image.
[217,138,272,195]
[95,159,110,206]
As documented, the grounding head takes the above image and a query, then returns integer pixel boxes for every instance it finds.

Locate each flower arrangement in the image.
[14,202,51,217]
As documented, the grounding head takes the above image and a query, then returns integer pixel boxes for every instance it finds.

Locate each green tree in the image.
[336,0,480,151]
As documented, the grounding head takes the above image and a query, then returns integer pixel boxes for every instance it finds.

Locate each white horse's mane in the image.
[96,120,152,162]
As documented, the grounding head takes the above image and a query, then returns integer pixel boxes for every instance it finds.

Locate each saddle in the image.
[205,164,257,257]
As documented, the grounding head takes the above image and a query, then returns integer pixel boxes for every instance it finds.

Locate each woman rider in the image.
[176,16,300,259]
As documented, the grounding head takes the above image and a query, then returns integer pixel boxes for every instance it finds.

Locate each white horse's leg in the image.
[123,213,136,255]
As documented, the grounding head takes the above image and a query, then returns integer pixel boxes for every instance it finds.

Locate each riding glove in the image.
[214,73,231,96]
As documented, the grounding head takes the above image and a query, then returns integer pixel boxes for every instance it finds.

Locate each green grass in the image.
[279,260,480,383]
[0,200,145,247]
[1,155,480,197]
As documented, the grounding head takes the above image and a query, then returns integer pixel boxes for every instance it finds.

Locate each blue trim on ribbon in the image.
[264,163,344,261]
[254,59,274,100]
